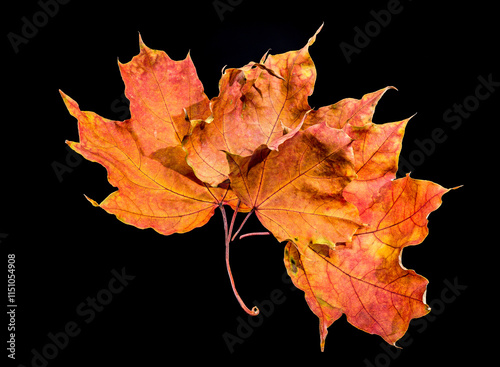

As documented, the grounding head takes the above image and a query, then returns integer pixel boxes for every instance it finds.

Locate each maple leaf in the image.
[285,176,451,351]
[183,25,322,186]
[227,122,362,247]
[59,91,237,236]
[61,27,456,352]
[284,87,457,351]
[119,35,211,154]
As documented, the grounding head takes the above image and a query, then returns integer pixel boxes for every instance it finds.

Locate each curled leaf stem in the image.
[219,202,259,316]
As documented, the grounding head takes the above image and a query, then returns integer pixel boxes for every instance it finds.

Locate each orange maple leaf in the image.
[184,25,321,186]
[119,35,211,153]
[227,122,362,247]
[285,176,451,351]
[285,87,457,350]
[60,92,238,235]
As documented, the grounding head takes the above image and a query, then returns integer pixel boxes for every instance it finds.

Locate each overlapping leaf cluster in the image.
[60,26,454,351]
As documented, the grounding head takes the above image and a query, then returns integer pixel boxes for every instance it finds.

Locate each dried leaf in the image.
[61,92,233,235]
[183,25,322,186]
[119,35,210,155]
[227,122,362,247]
[284,87,456,350]
[285,175,451,350]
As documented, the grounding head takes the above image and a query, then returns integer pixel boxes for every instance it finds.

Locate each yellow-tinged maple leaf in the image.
[60,92,236,235]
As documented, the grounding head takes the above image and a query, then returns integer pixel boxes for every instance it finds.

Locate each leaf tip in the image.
[259,48,271,64]
[138,32,145,48]
[137,32,153,54]
[84,195,100,207]
[59,91,81,117]
[392,341,403,349]
[308,23,324,47]
[59,89,70,103]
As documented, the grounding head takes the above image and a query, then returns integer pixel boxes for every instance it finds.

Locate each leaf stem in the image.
[228,200,240,242]
[239,231,271,240]
[219,203,259,316]
[231,209,255,242]
[219,203,229,241]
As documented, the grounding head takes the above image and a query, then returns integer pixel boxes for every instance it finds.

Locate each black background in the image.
[2,0,496,365]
